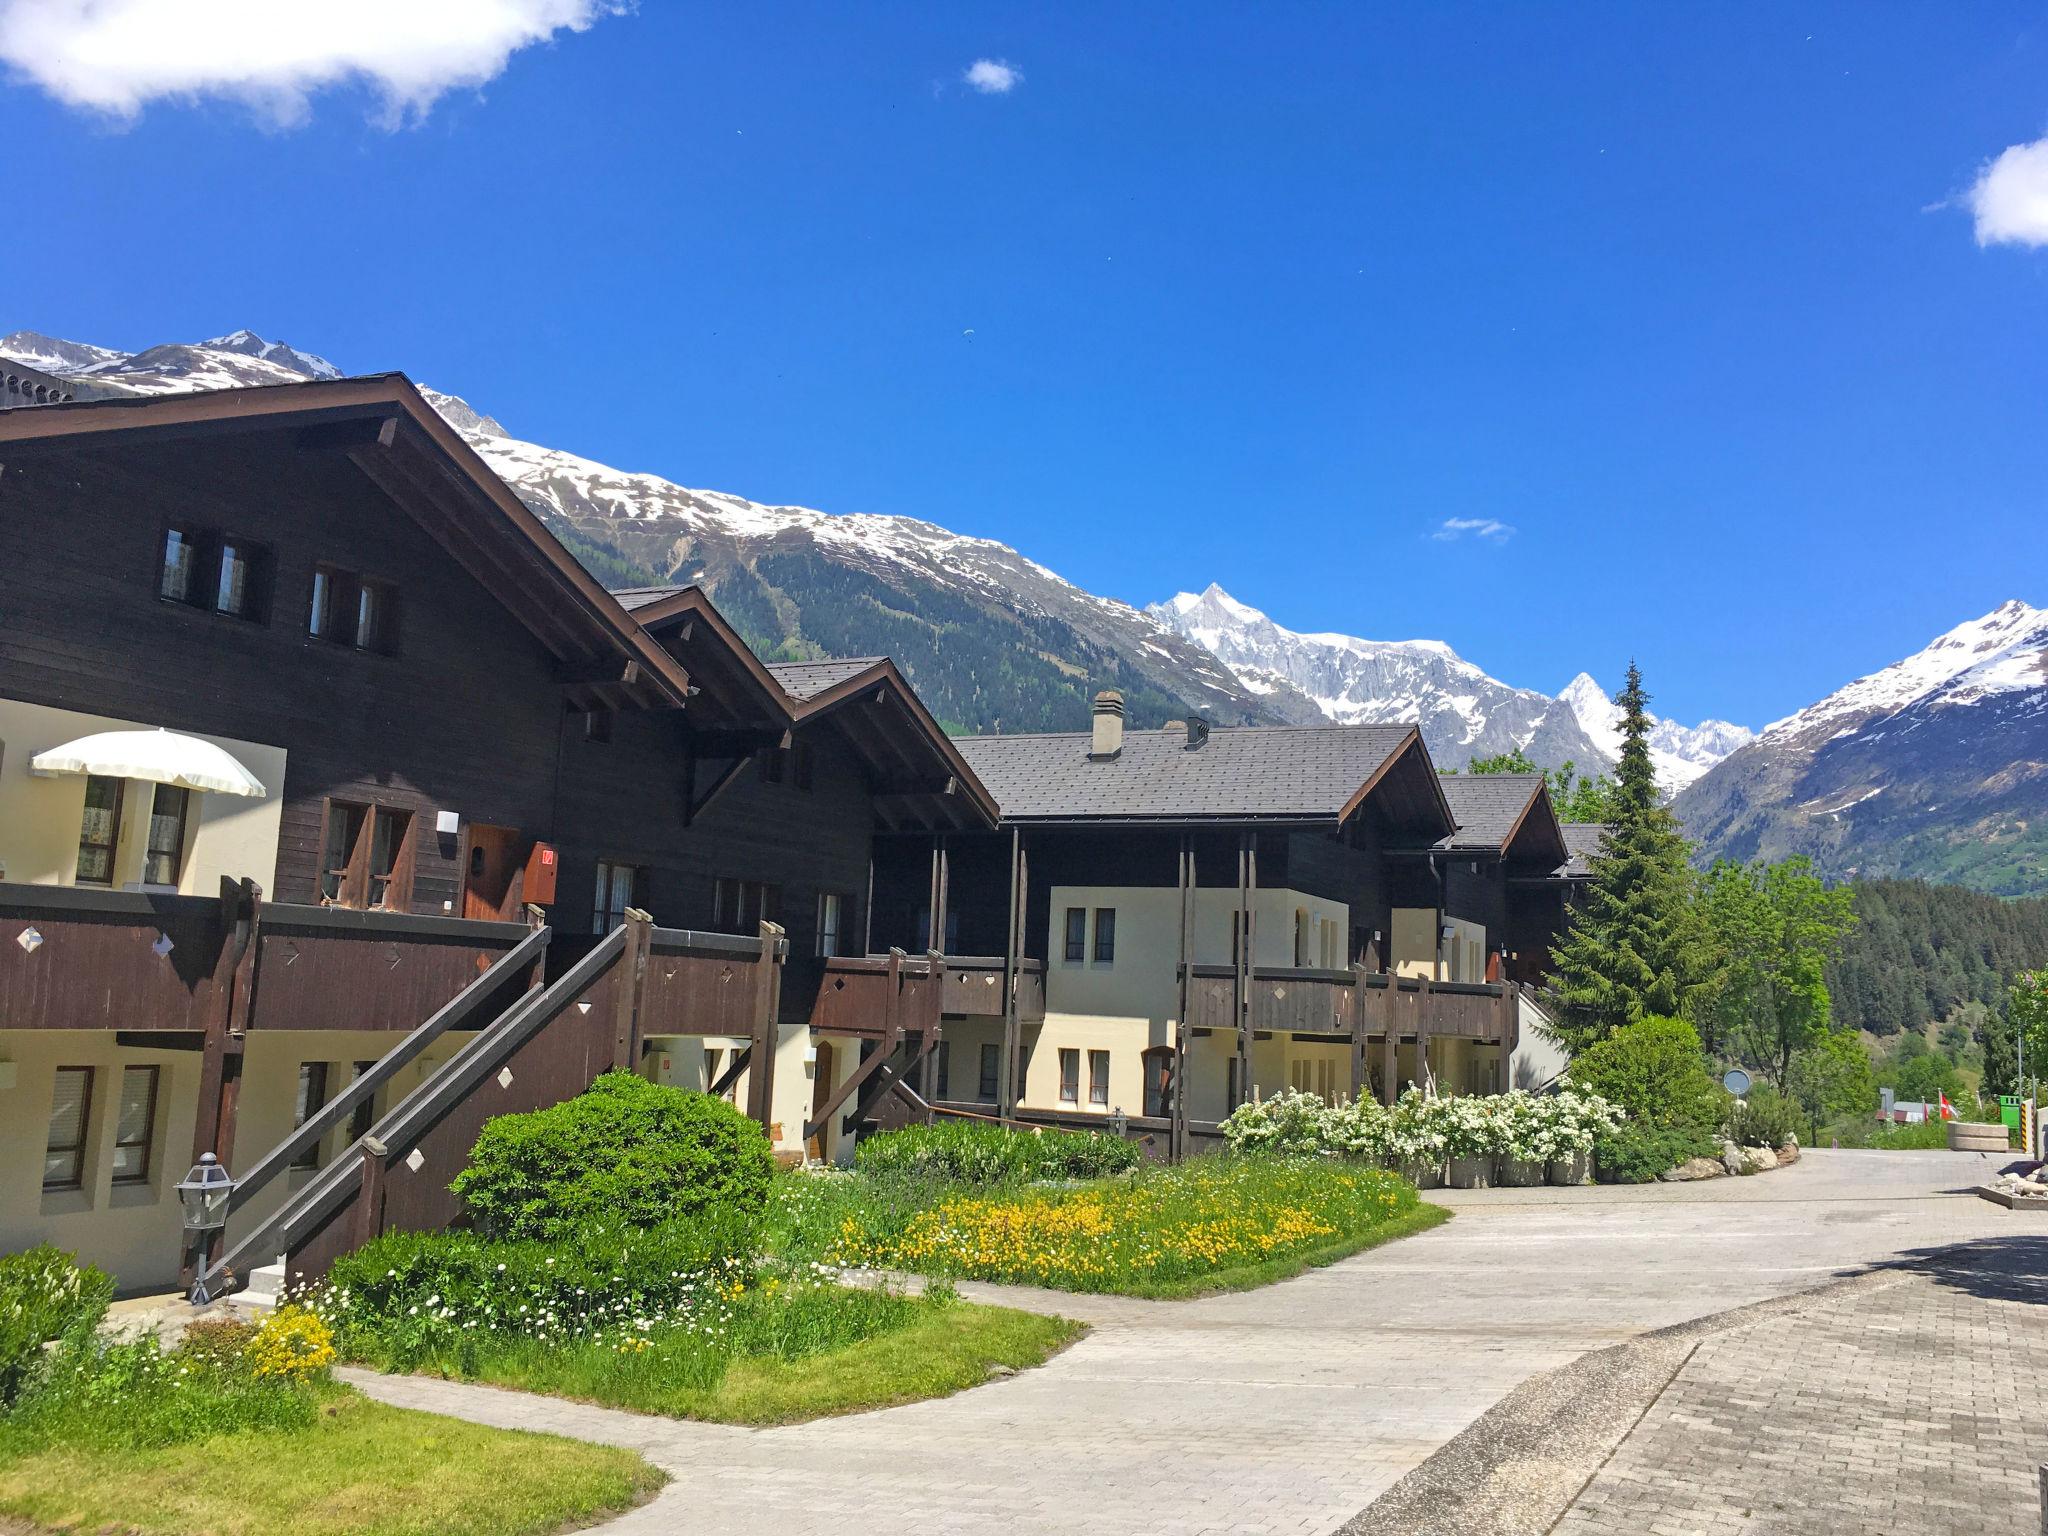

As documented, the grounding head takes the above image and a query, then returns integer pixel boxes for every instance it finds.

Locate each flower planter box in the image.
[1496,1157,1547,1188]
[1447,1155,1494,1188]
[1403,1159,1445,1190]
[1547,1152,1591,1186]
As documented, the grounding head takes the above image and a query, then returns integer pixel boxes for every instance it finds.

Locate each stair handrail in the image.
[201,923,632,1294]
[223,923,552,1216]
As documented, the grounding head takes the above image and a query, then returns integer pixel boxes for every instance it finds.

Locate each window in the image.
[310,565,397,654]
[977,1042,1000,1102]
[158,526,270,620]
[1142,1045,1174,1118]
[320,802,367,902]
[815,892,844,958]
[111,1065,159,1185]
[1089,1050,1110,1107]
[318,800,415,911]
[1093,908,1116,964]
[936,1041,950,1099]
[1058,1048,1079,1103]
[159,527,198,603]
[44,1066,93,1192]
[594,860,639,935]
[714,878,781,935]
[142,784,191,888]
[291,1062,330,1170]
[75,775,124,886]
[1063,906,1086,963]
[1294,909,1310,968]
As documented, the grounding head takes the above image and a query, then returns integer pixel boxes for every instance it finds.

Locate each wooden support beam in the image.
[707,1043,753,1099]
[298,415,398,452]
[611,909,653,1071]
[998,827,1022,1117]
[804,949,903,1138]
[684,752,752,826]
[1173,832,1195,1161]
[1349,963,1371,1103]
[745,921,784,1134]
[1415,974,1433,1094]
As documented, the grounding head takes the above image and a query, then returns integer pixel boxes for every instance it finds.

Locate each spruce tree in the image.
[1544,662,1708,1054]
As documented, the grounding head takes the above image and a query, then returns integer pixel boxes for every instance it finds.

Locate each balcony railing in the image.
[1183,963,1518,1044]
[811,952,1047,1039]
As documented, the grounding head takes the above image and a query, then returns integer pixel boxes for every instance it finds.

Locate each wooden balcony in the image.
[1183,963,1518,1044]
[0,879,535,1037]
[810,952,1047,1040]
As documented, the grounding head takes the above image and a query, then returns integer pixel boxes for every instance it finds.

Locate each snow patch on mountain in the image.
[1557,671,1753,793]
[1149,583,1614,771]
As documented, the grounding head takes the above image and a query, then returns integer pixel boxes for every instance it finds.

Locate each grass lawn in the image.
[0,1386,661,1536]
[800,1155,1442,1297]
[1105,1201,1451,1299]
[430,1298,1081,1425]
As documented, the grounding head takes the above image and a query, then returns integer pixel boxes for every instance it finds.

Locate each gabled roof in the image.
[1429,773,1569,868]
[766,657,888,701]
[618,585,998,829]
[1558,822,1608,878]
[952,723,1454,832]
[0,374,693,713]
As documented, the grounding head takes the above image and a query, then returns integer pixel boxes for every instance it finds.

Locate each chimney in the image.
[1185,715,1211,748]
[1090,690,1125,759]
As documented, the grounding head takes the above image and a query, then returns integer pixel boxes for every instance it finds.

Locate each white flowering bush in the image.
[1324,1095,1391,1160]
[1435,1095,1500,1161]
[1550,1087,1625,1155]
[1219,1088,1341,1156]
[1384,1090,1448,1169]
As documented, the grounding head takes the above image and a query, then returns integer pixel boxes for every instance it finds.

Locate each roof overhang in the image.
[1338,728,1458,840]
[0,375,693,712]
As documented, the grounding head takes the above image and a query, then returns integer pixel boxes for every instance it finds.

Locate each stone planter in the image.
[1403,1159,1445,1190]
[1497,1156,1547,1188]
[1447,1155,1494,1189]
[1947,1120,2010,1153]
[1547,1151,1591,1186]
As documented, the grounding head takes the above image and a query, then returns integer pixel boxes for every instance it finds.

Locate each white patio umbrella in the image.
[29,728,268,798]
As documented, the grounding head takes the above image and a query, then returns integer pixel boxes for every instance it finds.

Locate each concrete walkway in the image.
[342,1150,2030,1536]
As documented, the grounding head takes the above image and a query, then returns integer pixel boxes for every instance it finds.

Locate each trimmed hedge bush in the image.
[0,1244,113,1407]
[1593,1123,1719,1184]
[451,1073,775,1241]
[1567,1017,1725,1134]
[853,1120,1141,1184]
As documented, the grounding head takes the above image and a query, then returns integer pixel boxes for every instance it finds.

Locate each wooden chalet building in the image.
[0,377,992,1291]
[855,692,1587,1156]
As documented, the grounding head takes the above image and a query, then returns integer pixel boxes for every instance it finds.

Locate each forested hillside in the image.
[1828,879,2048,1036]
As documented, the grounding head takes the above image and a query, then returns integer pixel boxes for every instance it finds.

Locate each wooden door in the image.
[807,1039,836,1161]
[460,824,522,922]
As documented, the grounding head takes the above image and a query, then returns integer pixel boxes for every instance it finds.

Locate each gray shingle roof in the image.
[610,585,681,613]
[1558,821,1608,877]
[1435,774,1546,851]
[765,658,886,701]
[952,724,1418,823]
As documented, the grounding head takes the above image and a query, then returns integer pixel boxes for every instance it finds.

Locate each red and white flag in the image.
[1938,1091,1956,1122]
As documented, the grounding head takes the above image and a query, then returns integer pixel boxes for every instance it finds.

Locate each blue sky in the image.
[3,2,2045,729]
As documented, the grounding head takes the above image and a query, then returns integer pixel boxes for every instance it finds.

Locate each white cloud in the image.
[1967,133,2048,247]
[963,58,1021,95]
[1433,517,1516,544]
[0,0,630,126]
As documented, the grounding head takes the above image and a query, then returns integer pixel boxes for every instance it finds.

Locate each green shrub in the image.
[451,1072,775,1241]
[1568,1017,1725,1133]
[320,1215,753,1370]
[0,1245,114,1407]
[176,1317,259,1378]
[1725,1086,1805,1149]
[3,1335,316,1453]
[1593,1123,1719,1184]
[853,1120,1140,1184]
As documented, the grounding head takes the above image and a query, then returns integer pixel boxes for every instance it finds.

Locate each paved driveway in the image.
[347,1150,2028,1536]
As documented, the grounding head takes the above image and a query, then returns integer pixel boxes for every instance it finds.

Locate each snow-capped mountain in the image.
[1,328,1301,734]
[1675,601,2048,895]
[1148,584,1615,772]
[1557,672,1753,793]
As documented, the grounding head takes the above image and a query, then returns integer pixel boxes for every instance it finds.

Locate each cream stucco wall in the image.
[645,1023,813,1156]
[0,1031,199,1293]
[1390,907,1487,981]
[0,695,286,894]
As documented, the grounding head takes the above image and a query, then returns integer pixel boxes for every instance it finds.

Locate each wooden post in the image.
[926,837,943,952]
[862,855,875,956]
[746,921,784,1134]
[1173,833,1195,1161]
[1233,831,1256,1110]
[998,826,1022,1117]
[1382,983,1399,1108]
[1416,973,1433,1094]
[186,879,258,1290]
[1349,962,1370,1103]
[349,1140,388,1253]
[610,909,652,1072]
